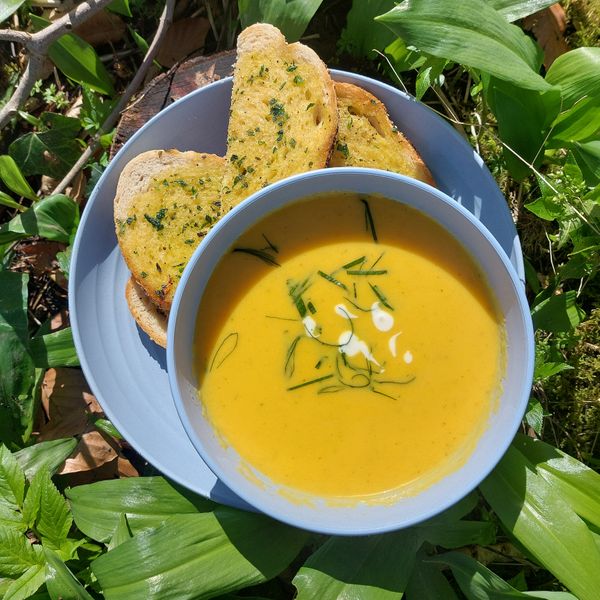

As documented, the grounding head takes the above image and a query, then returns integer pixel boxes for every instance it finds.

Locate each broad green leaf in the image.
[546,47,600,110]
[487,0,559,22]
[428,552,577,599]
[0,504,25,532]
[91,417,122,440]
[13,438,77,480]
[36,471,73,546]
[549,97,600,145]
[8,112,81,179]
[56,246,72,279]
[293,531,420,599]
[415,519,495,548]
[3,564,45,600]
[514,434,600,529]
[128,26,149,54]
[30,15,114,96]
[30,328,79,368]
[480,445,600,600]
[22,469,44,529]
[0,194,79,244]
[339,0,397,59]
[534,361,572,381]
[0,271,37,446]
[0,156,37,201]
[485,77,560,180]
[524,195,565,221]
[0,446,25,510]
[376,0,551,91]
[415,57,447,100]
[44,547,95,600]
[431,491,479,522]
[531,291,584,332]
[107,514,132,551]
[107,0,132,17]
[92,509,308,600]
[66,476,215,542]
[238,0,324,42]
[0,0,26,22]
[572,140,600,184]
[0,527,43,577]
[525,398,544,435]
[0,191,25,212]
[405,553,458,599]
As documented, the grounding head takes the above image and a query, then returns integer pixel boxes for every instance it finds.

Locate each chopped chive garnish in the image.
[295,296,307,318]
[262,234,279,253]
[318,270,347,290]
[343,297,373,312]
[209,332,238,371]
[373,376,416,385]
[342,256,366,270]
[315,357,325,369]
[371,387,397,400]
[287,374,333,391]
[233,247,280,266]
[370,252,384,269]
[265,315,298,321]
[361,198,378,242]
[353,282,357,298]
[285,336,301,378]
[347,270,387,276]
[369,282,394,310]
[307,301,317,314]
[318,385,345,394]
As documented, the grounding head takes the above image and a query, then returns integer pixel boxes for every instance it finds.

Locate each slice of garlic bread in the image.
[330,82,435,186]
[221,23,338,213]
[114,150,224,310]
[126,277,168,348]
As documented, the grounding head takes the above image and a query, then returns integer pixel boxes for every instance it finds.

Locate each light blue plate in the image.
[69,71,524,508]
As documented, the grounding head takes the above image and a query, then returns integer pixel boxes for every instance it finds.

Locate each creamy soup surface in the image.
[194,193,504,499]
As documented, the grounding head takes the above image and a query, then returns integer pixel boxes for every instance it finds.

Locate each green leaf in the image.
[107,0,132,17]
[428,551,578,599]
[405,553,458,599]
[0,527,43,577]
[21,469,44,530]
[3,564,45,600]
[534,361,572,381]
[485,77,560,180]
[91,417,122,440]
[29,14,115,96]
[0,191,25,212]
[525,398,544,435]
[13,438,77,480]
[0,0,26,22]
[92,509,308,600]
[514,434,600,530]
[525,196,566,221]
[293,531,420,599]
[415,519,495,548]
[107,514,133,551]
[237,0,324,42]
[30,328,79,368]
[9,113,81,179]
[44,547,95,600]
[549,97,600,145]
[572,140,600,184]
[0,194,79,244]
[0,504,26,532]
[545,47,600,110]
[36,471,73,546]
[376,0,551,91]
[415,57,447,100]
[531,291,584,332]
[339,0,397,59]
[66,477,215,542]
[480,444,600,600]
[487,0,559,22]
[0,446,25,510]
[56,246,72,279]
[0,156,37,201]
[0,271,37,446]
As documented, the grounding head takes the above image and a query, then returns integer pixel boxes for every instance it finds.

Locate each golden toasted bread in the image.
[114,149,224,310]
[125,277,168,348]
[330,82,435,186]
[220,23,338,213]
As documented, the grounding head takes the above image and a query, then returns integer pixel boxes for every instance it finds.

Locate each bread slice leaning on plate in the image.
[114,149,224,312]
[330,82,435,186]
[220,23,338,213]
[125,277,168,348]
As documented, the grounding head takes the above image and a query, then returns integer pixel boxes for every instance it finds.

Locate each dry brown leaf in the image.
[156,17,210,68]
[523,4,570,68]
[117,456,139,478]
[39,368,103,439]
[74,10,126,47]
[59,431,118,474]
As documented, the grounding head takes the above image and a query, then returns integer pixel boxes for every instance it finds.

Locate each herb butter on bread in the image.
[125,277,168,348]
[220,23,338,213]
[114,149,224,311]
[330,82,435,186]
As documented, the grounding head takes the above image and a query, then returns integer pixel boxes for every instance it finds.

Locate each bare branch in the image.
[0,29,32,44]
[53,0,176,196]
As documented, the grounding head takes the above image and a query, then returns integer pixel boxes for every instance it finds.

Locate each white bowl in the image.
[167,168,534,535]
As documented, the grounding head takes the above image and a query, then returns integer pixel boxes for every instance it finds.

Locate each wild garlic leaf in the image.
[2,563,46,600]
[44,546,95,600]
[36,471,73,546]
[0,446,25,511]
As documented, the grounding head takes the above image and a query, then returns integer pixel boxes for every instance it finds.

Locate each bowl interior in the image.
[168,169,534,535]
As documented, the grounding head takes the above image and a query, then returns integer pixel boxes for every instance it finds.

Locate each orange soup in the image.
[194,193,504,499]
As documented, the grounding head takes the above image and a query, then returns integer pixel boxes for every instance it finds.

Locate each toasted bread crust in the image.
[114,149,224,310]
[330,82,435,186]
[125,277,168,348]
[221,23,338,213]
